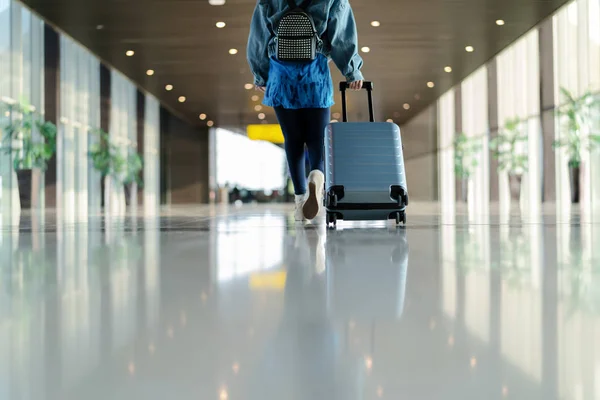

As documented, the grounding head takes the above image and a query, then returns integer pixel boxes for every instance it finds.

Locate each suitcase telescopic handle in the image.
[339,81,374,123]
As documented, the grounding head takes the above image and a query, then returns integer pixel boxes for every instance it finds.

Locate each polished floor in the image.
[0,203,599,400]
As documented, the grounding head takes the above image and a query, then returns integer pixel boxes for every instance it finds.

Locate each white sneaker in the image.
[303,170,324,221]
[295,194,307,222]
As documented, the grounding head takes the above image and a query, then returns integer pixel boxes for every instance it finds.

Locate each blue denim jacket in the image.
[247,0,364,86]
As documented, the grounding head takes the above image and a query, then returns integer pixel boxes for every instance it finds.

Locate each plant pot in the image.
[508,174,522,202]
[458,178,469,203]
[124,182,138,206]
[569,166,581,204]
[16,169,32,209]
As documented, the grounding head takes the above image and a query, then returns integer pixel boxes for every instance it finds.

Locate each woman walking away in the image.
[247,0,364,222]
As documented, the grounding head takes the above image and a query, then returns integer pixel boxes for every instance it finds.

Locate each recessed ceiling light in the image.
[403,103,411,110]
[207,120,214,127]
[199,113,207,120]
[146,69,155,76]
[427,81,435,88]
[126,50,135,56]
[465,45,474,52]
[258,113,266,120]
[209,0,225,5]
[386,119,394,123]
[333,112,341,119]
[165,84,173,91]
[216,21,226,28]
[96,24,104,30]
[371,21,381,27]
[245,83,254,90]
[444,66,452,73]
[496,19,505,26]
[361,46,371,53]
[251,95,259,101]
[229,48,238,55]
[330,119,339,123]
[254,105,262,111]
[178,96,186,103]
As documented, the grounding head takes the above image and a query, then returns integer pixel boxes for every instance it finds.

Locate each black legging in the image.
[275,107,330,195]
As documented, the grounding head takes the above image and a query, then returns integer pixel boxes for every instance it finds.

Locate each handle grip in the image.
[339,81,375,123]
[339,81,374,91]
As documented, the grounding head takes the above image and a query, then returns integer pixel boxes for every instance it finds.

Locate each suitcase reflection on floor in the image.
[325,228,409,319]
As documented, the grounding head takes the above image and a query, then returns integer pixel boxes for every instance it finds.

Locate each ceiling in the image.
[21,0,570,128]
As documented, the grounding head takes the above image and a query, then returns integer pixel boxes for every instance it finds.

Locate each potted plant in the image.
[88,129,143,209]
[552,87,600,203]
[123,147,143,206]
[454,132,481,202]
[1,99,57,209]
[489,117,529,202]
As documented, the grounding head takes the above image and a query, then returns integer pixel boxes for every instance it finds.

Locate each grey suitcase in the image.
[324,81,409,228]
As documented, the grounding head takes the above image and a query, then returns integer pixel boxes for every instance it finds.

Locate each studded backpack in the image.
[276,0,318,62]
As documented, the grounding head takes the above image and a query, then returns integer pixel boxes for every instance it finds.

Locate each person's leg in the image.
[275,107,309,221]
[275,107,307,195]
[304,108,330,173]
[302,108,330,220]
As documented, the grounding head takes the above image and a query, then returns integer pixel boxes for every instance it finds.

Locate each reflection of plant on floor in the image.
[2,247,50,299]
[90,236,143,270]
[493,230,532,289]
[455,228,485,274]
[560,256,600,317]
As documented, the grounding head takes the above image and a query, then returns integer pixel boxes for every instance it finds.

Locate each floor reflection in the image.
[0,206,598,399]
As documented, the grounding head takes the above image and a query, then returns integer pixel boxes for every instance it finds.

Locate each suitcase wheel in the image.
[326,192,338,208]
[395,211,406,226]
[326,212,337,228]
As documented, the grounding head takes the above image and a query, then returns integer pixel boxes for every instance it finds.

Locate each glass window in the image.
[214,127,286,192]
[144,94,160,215]
[58,34,100,221]
[0,1,44,215]
[461,66,489,220]
[553,0,600,216]
[496,29,541,215]
[437,89,456,220]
